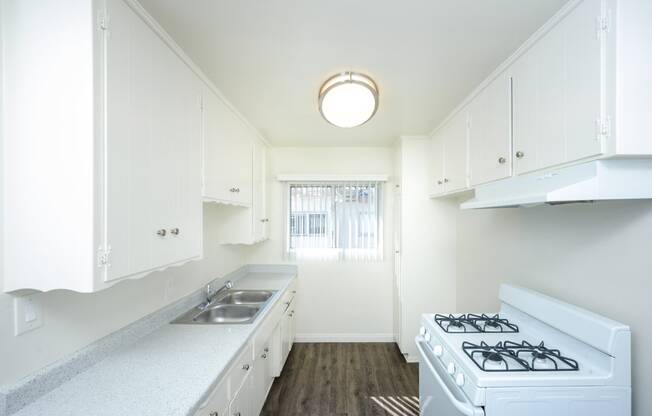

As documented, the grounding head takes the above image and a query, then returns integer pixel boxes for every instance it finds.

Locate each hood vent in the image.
[460,159,652,209]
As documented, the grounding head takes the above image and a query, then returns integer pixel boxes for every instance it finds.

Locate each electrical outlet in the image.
[14,295,43,336]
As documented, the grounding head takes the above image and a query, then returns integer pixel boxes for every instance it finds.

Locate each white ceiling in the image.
[138,0,567,147]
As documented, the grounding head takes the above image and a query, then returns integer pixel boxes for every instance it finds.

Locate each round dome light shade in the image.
[318,72,379,128]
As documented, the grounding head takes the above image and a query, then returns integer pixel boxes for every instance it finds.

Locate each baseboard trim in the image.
[294,333,395,343]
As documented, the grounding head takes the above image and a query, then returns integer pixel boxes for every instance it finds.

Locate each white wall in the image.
[245,147,395,341]
[0,204,247,387]
[455,200,652,416]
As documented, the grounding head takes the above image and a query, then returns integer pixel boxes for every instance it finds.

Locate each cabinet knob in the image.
[443,178,450,183]
[233,413,241,416]
[209,412,219,416]
[498,156,506,164]
[229,187,240,193]
[170,228,180,235]
[261,353,267,359]
[437,180,443,185]
[264,347,269,353]
[515,151,525,159]
[235,187,240,193]
[242,364,250,371]
[156,229,166,237]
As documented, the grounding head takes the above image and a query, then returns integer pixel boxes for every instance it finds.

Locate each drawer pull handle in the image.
[156,229,166,237]
[242,364,250,371]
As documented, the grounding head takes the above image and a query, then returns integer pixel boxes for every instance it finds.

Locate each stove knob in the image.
[432,345,443,357]
[424,332,431,342]
[419,326,426,336]
[447,362,456,375]
[455,373,465,387]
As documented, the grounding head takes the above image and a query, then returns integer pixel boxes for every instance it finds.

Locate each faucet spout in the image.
[204,280,234,308]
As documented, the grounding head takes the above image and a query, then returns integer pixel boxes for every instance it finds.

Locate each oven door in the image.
[416,337,485,416]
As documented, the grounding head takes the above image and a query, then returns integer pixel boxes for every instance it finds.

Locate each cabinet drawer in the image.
[196,378,228,416]
[228,342,253,398]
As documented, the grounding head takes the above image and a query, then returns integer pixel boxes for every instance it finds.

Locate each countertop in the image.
[13,270,296,416]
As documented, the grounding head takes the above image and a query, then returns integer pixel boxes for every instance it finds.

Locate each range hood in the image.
[460,159,652,209]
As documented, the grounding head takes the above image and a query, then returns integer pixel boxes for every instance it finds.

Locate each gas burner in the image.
[468,313,519,333]
[462,341,529,372]
[504,341,580,371]
[434,313,519,333]
[463,341,579,372]
[434,314,480,333]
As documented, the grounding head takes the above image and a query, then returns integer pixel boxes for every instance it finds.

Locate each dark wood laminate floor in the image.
[261,343,419,416]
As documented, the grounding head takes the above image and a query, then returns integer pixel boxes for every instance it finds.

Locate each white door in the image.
[563,0,604,162]
[429,133,445,195]
[469,72,512,186]
[392,183,402,347]
[252,142,268,241]
[443,109,468,193]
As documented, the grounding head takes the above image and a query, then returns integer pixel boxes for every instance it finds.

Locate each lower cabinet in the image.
[196,281,297,416]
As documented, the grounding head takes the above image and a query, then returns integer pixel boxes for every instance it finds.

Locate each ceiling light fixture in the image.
[318,72,379,128]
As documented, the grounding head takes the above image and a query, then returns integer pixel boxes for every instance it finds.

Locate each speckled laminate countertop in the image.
[12,270,296,416]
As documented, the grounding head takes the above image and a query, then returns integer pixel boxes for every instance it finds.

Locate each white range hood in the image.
[460,159,652,209]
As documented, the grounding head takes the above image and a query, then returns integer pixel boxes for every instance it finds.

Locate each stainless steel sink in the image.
[215,290,275,304]
[192,304,260,324]
[171,289,276,325]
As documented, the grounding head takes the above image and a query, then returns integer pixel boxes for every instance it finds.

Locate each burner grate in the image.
[434,313,519,333]
[463,340,580,372]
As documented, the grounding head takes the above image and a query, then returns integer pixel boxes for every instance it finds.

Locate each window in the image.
[286,182,383,261]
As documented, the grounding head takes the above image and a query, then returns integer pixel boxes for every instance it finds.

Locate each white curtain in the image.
[284,181,383,261]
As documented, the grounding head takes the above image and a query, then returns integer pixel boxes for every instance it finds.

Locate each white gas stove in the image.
[416,284,631,416]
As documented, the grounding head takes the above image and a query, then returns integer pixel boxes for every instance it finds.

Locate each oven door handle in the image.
[416,337,485,416]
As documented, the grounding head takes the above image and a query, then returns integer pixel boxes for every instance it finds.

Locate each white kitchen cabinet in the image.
[2,0,202,292]
[430,108,470,196]
[202,89,254,207]
[468,72,512,186]
[212,138,269,245]
[442,110,470,193]
[229,378,252,416]
[511,0,603,175]
[429,131,445,196]
[252,142,270,241]
[251,340,274,416]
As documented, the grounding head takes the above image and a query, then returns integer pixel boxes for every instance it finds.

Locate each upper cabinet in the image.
[431,0,652,199]
[430,109,469,196]
[105,0,203,283]
[468,73,512,186]
[2,0,267,292]
[202,90,254,207]
[511,0,603,175]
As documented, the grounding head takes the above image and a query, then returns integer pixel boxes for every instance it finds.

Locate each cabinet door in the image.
[563,0,603,162]
[104,0,156,281]
[252,141,268,241]
[104,0,202,281]
[148,19,202,267]
[511,32,567,176]
[469,73,512,186]
[443,110,469,193]
[203,91,254,206]
[429,132,445,195]
[229,378,252,416]
[252,343,274,416]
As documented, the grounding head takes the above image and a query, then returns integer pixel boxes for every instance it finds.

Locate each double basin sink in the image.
[172,290,276,325]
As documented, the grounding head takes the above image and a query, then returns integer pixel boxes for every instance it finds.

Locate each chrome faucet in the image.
[203,280,233,308]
